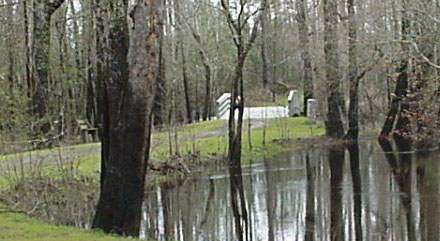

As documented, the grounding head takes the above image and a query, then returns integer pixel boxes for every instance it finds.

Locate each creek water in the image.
[140,140,440,241]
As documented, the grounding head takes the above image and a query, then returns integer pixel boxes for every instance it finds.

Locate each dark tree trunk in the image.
[185,20,212,121]
[86,0,98,126]
[260,0,269,88]
[153,0,166,127]
[379,0,410,140]
[93,0,108,187]
[32,0,66,129]
[323,0,344,138]
[23,0,32,98]
[70,0,83,116]
[201,56,211,121]
[346,0,360,140]
[175,0,192,124]
[221,0,260,167]
[180,42,192,124]
[6,0,15,91]
[228,55,246,167]
[296,0,313,115]
[92,0,161,236]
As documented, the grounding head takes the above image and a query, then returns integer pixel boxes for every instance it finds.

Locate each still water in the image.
[140,141,440,241]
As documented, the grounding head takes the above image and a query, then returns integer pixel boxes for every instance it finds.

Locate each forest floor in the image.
[0,116,325,240]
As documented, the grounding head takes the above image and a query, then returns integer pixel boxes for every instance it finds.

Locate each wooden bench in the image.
[76,119,98,143]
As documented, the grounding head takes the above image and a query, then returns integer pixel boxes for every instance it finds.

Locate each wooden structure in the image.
[76,119,98,143]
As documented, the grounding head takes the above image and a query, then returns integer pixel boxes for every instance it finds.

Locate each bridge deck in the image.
[218,106,288,120]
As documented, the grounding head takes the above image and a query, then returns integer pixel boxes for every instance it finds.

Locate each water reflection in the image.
[141,141,440,241]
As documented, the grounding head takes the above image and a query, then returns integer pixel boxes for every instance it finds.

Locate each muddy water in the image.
[140,141,440,241]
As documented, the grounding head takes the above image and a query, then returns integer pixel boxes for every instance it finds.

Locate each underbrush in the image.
[1,177,97,228]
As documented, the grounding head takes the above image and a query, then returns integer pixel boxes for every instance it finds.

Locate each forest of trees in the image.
[1,0,440,237]
[1,0,439,144]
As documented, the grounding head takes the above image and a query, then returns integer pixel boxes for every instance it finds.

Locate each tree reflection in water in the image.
[347,142,362,241]
[228,164,250,241]
[328,146,344,241]
[139,141,440,241]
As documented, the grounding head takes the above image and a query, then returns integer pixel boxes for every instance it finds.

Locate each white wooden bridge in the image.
[215,92,315,120]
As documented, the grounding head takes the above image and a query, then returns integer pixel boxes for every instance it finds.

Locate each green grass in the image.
[152,117,325,163]
[0,204,132,241]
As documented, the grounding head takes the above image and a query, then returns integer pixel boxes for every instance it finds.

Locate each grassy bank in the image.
[152,117,324,163]
[0,116,323,240]
[0,205,131,241]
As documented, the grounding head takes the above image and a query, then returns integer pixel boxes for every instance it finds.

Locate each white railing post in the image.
[216,93,231,119]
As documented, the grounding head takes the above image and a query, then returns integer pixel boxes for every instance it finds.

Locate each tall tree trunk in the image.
[23,0,32,98]
[260,0,269,88]
[86,0,98,127]
[153,0,166,127]
[296,0,313,115]
[379,0,410,140]
[175,0,192,124]
[323,0,344,138]
[180,41,192,123]
[92,0,108,187]
[346,0,359,140]
[32,0,66,130]
[6,0,15,91]
[221,0,260,167]
[92,0,161,236]
[69,0,83,119]
[201,52,211,121]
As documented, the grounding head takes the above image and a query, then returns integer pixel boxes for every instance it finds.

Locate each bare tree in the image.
[220,0,261,166]
[379,0,411,140]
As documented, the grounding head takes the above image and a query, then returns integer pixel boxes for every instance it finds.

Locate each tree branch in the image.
[405,40,440,69]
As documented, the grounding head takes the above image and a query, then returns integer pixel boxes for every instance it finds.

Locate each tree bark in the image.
[185,18,212,121]
[92,0,161,236]
[92,0,108,188]
[296,0,313,115]
[323,0,344,138]
[153,0,166,127]
[221,0,260,167]
[32,0,66,128]
[6,0,15,91]
[260,0,269,88]
[23,0,32,98]
[346,0,359,140]
[175,0,192,124]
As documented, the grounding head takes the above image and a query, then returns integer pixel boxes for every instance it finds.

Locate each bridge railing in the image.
[216,93,231,119]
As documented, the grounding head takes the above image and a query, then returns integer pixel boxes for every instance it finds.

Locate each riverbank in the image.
[0,116,324,240]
